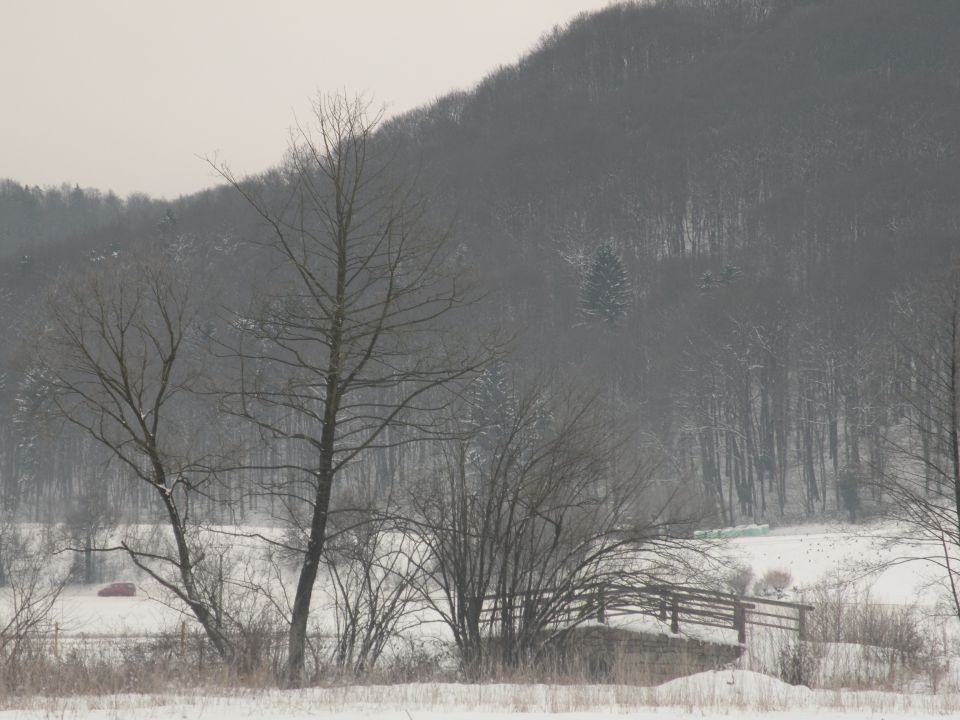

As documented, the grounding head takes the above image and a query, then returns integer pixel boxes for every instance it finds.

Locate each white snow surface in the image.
[595,612,741,645]
[51,586,178,637]
[6,522,960,718]
[3,671,958,718]
[44,520,948,639]
[720,521,948,603]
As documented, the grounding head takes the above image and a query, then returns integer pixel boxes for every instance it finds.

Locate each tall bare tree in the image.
[34,255,235,660]
[879,263,960,619]
[215,93,488,683]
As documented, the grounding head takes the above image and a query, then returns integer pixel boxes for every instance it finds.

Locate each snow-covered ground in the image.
[6,521,960,718]
[51,586,180,637]
[3,670,959,719]
[44,520,953,638]
[721,522,947,604]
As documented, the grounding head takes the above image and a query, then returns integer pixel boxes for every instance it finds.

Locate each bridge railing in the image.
[608,584,814,643]
[474,582,814,645]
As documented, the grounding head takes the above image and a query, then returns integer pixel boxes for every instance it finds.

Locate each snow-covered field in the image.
[45,521,951,638]
[6,521,960,719]
[3,670,959,719]
[27,522,960,675]
[722,523,947,604]
[51,587,180,637]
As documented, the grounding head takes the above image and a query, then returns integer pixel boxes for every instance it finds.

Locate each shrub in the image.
[724,564,754,596]
[799,579,947,690]
[777,639,820,687]
[753,569,792,598]
[806,581,926,657]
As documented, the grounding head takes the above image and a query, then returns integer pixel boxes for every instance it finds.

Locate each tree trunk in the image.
[156,482,233,662]
[285,467,334,683]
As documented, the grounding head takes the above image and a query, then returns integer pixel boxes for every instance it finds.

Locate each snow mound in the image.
[653,669,811,708]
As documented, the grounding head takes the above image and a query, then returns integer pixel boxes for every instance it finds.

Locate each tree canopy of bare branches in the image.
[35,255,235,660]
[214,93,490,683]
[404,378,701,674]
[0,524,67,682]
[878,264,960,619]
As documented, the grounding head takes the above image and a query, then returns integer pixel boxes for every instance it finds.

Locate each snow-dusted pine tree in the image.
[581,243,631,326]
[11,366,54,516]
[469,359,515,464]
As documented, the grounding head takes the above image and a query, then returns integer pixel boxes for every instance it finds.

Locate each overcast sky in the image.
[1,0,616,199]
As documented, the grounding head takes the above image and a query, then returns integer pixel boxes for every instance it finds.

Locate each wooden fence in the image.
[606,584,814,643]
[476,582,814,645]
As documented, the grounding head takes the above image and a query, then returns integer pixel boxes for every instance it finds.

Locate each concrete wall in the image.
[556,624,745,684]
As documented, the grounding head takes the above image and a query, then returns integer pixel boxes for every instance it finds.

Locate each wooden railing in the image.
[475,582,814,645]
[607,584,814,643]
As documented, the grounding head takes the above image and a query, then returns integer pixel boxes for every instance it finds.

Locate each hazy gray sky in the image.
[1,0,615,199]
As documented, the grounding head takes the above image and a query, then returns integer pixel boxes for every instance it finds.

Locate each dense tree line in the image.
[381,0,960,525]
[2,0,960,533]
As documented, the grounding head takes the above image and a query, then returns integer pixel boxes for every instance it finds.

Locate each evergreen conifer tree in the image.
[470,360,515,464]
[581,243,631,325]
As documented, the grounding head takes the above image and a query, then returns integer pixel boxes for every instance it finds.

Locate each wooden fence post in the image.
[52,622,60,660]
[670,595,679,634]
[797,608,807,641]
[597,587,606,624]
[734,600,746,644]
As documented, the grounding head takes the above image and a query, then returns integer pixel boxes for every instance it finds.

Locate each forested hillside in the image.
[2,0,959,528]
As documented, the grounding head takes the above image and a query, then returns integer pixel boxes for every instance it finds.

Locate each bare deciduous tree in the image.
[214,93,489,683]
[323,502,421,676]
[405,379,700,675]
[62,474,117,585]
[0,523,67,680]
[879,264,960,619]
[35,255,235,660]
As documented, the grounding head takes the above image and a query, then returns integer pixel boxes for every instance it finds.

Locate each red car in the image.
[97,582,136,597]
